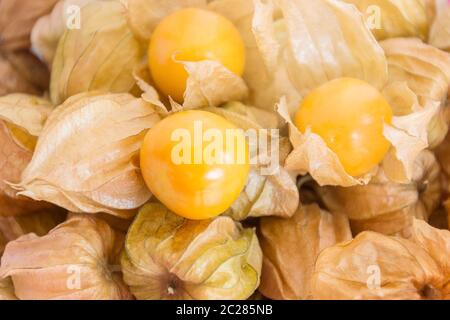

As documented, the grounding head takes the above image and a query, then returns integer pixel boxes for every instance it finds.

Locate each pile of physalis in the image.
[0,0,449,300]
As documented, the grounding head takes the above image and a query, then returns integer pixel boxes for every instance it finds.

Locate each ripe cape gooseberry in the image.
[294,78,393,177]
[147,8,246,103]
[140,110,250,220]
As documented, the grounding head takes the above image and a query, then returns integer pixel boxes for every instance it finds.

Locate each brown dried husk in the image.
[311,219,450,299]
[50,0,143,105]
[429,0,450,52]
[258,204,352,300]
[342,0,432,41]
[0,0,59,51]
[0,214,132,300]
[0,51,50,96]
[0,210,66,254]
[12,92,161,218]
[317,151,442,236]
[121,203,262,300]
[0,94,59,217]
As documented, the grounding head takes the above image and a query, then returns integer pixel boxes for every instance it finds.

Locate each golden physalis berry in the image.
[148,8,246,103]
[295,78,393,177]
[140,110,250,220]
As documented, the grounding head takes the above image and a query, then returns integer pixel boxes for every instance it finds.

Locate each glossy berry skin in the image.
[140,110,249,220]
[295,78,393,177]
[148,8,246,103]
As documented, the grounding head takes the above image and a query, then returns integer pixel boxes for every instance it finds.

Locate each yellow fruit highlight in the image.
[294,78,393,177]
[148,8,246,103]
[140,110,250,220]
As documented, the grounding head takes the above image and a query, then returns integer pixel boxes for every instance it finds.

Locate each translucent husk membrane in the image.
[11,92,161,218]
[0,214,132,300]
[121,203,262,300]
[50,0,144,105]
[311,219,450,299]
[258,204,352,300]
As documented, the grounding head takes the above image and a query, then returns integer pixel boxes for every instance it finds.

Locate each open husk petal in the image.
[0,0,58,52]
[311,220,450,299]
[121,203,262,300]
[243,0,388,114]
[203,102,299,220]
[259,204,352,300]
[50,0,143,105]
[12,92,161,218]
[0,214,132,300]
[317,150,442,236]
[0,95,59,217]
[343,0,432,41]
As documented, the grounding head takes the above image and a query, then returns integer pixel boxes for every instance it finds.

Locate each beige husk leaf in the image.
[240,0,388,114]
[429,0,450,51]
[342,0,432,41]
[125,0,208,42]
[0,51,50,96]
[0,278,16,300]
[258,204,352,300]
[0,94,60,217]
[317,151,442,236]
[311,219,450,299]
[278,96,437,186]
[0,214,132,300]
[12,92,161,218]
[0,0,58,51]
[31,0,99,68]
[381,38,450,104]
[202,102,299,221]
[121,203,262,300]
[50,0,143,105]
[133,56,248,112]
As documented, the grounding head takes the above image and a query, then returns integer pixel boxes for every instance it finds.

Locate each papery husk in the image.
[0,0,58,51]
[67,211,132,233]
[381,38,450,105]
[50,0,143,105]
[317,151,442,236]
[12,92,161,218]
[126,0,208,42]
[311,219,450,299]
[134,56,248,112]
[258,204,352,300]
[278,95,437,187]
[0,278,16,300]
[31,0,98,68]
[203,102,299,221]
[0,210,66,253]
[429,0,450,52]
[343,0,431,41]
[0,214,132,300]
[0,94,59,217]
[121,203,262,300]
[240,0,388,114]
[0,51,50,96]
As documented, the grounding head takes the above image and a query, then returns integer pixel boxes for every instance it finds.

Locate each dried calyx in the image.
[0,214,132,300]
[316,151,442,237]
[312,219,450,299]
[121,203,262,300]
